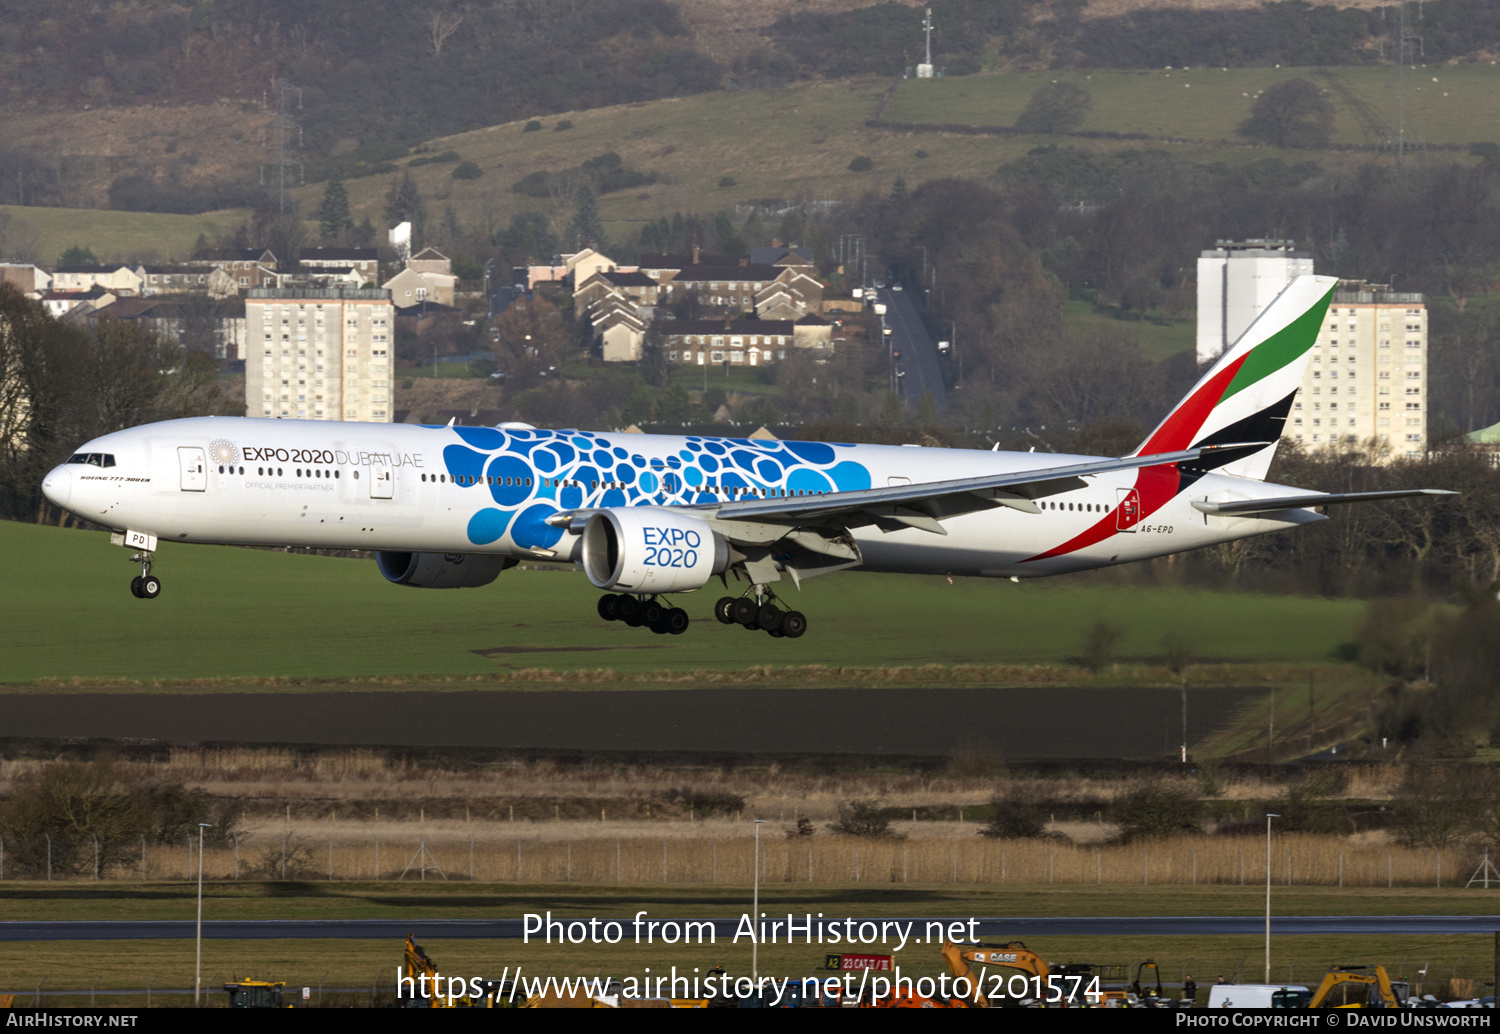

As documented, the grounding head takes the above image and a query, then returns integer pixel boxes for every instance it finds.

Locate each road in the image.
[4,916,1498,941]
[0,685,1260,760]
[877,286,949,421]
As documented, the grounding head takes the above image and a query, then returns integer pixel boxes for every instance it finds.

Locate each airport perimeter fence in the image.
[3,832,1499,888]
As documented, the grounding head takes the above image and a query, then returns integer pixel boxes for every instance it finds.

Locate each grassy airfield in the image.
[3,520,1369,686]
[2,884,1494,1006]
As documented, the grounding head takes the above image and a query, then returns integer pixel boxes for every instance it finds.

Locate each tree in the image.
[1015,82,1092,134]
[1237,79,1334,148]
[58,244,98,267]
[316,176,352,240]
[566,185,606,251]
[384,171,427,241]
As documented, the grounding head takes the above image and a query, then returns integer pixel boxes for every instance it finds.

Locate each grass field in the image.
[1061,297,1197,363]
[884,65,1500,151]
[2,884,1496,1005]
[0,204,251,268]
[3,520,1371,685]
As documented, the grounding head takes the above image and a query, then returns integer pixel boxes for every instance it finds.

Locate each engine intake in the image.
[376,551,515,588]
[580,508,727,593]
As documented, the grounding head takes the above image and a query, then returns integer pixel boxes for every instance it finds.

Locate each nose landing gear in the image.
[128,551,161,599]
[596,593,689,635]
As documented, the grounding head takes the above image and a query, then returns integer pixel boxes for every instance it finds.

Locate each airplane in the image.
[41,275,1451,639]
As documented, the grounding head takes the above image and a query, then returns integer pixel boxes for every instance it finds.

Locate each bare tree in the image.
[428,7,464,58]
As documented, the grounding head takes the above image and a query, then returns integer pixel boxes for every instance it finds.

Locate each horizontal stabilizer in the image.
[1192,488,1458,516]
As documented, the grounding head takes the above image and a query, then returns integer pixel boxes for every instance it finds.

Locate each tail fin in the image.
[1133,274,1337,480]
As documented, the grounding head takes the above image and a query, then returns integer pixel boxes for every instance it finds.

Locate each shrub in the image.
[785,817,815,839]
[555,120,573,131]
[523,120,544,132]
[828,799,902,838]
[1016,82,1093,134]
[1116,784,1201,841]
[1081,619,1123,673]
[848,156,874,172]
[451,162,483,180]
[979,787,1046,839]
[718,176,737,188]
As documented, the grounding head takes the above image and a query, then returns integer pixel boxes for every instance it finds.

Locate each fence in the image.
[0,832,1492,887]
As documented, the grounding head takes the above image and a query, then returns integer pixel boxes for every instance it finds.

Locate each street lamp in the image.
[1265,813,1280,984]
[752,819,767,990]
[195,821,213,1007]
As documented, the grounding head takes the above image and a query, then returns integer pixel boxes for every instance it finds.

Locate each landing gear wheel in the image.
[780,610,807,638]
[665,609,691,635]
[757,604,783,632]
[768,628,785,638]
[139,575,162,600]
[619,596,645,626]
[130,576,143,598]
[641,600,665,627]
[731,597,759,627]
[597,594,623,621]
[714,597,737,625]
[648,613,672,635]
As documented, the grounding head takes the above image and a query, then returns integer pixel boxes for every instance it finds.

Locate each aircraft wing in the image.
[1191,488,1457,516]
[696,444,1257,536]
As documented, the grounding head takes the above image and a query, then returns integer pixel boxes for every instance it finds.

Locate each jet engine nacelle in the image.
[581,507,728,594]
[376,551,515,588]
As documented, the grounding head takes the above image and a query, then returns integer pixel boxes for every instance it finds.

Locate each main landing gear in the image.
[715,588,807,639]
[596,593,690,635]
[128,550,161,600]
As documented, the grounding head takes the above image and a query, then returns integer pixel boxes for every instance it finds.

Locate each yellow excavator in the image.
[1309,966,1408,1008]
[941,941,1058,1008]
[400,934,529,1008]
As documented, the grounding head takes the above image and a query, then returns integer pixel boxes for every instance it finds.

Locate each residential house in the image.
[592,301,646,363]
[50,264,144,296]
[41,286,115,319]
[298,247,380,285]
[0,263,50,298]
[185,249,280,291]
[659,318,797,366]
[383,266,457,307]
[573,270,663,311]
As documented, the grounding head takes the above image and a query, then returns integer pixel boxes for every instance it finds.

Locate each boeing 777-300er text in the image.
[43,275,1452,638]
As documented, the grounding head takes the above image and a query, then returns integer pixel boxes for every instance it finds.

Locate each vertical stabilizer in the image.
[1133,274,1337,480]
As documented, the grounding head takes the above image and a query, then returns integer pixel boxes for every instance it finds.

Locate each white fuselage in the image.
[42,416,1321,581]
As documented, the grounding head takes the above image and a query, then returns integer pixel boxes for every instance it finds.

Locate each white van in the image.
[1207,984,1312,1009]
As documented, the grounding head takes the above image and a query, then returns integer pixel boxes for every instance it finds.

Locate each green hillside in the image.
[308,64,1498,242]
[0,204,251,268]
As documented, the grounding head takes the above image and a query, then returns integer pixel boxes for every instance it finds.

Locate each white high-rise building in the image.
[245,287,395,422]
[1197,239,1314,363]
[1288,282,1427,462]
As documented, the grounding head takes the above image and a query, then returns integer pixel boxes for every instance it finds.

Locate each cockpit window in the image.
[66,453,115,467]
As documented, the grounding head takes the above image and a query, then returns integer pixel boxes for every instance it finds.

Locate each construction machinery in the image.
[1309,966,1408,1008]
[400,933,529,1008]
[1132,958,1169,1007]
[939,940,1060,1008]
[223,979,291,1008]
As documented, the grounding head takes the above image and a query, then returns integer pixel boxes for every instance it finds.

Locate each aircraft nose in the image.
[41,465,72,509]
